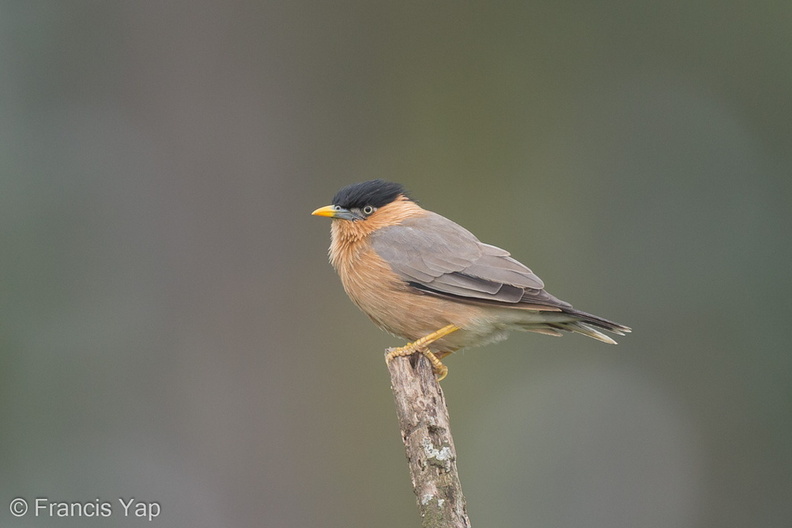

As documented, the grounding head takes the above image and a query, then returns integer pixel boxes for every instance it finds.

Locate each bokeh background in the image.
[2,2,790,527]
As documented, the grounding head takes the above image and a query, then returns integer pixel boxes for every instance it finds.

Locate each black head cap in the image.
[331,180,410,210]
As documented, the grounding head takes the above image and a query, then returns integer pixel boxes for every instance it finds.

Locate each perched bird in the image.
[312,180,630,380]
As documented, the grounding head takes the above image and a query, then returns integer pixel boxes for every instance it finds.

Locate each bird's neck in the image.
[329,223,360,269]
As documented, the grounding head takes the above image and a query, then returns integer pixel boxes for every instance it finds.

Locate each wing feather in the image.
[370,212,567,309]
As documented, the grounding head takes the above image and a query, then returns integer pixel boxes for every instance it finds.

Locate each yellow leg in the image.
[385,324,460,381]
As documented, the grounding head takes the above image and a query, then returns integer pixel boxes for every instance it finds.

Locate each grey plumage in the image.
[370,211,629,341]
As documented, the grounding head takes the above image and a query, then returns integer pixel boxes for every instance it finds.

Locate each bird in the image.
[312,180,630,380]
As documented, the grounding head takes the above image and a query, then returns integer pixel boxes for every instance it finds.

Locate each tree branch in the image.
[386,352,472,528]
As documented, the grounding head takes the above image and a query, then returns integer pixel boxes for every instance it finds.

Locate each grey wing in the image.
[370,212,571,309]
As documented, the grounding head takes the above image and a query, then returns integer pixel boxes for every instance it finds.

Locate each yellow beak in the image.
[311,205,338,217]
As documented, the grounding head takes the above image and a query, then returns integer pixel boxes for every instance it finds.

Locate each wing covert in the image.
[370,212,565,308]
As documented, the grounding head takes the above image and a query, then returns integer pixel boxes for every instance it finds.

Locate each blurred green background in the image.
[2,2,790,527]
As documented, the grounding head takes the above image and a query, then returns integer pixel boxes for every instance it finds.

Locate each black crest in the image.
[331,180,410,209]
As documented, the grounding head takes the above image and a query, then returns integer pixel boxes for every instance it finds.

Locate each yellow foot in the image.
[385,324,459,381]
[387,346,449,381]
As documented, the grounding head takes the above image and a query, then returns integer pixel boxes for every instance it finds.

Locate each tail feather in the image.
[516,307,630,343]
[526,327,564,338]
[566,322,618,344]
[562,308,631,343]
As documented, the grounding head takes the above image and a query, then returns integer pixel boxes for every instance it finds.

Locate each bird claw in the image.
[386,345,448,381]
[385,324,459,381]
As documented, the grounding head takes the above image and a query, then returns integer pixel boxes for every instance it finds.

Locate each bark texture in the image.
[386,352,472,528]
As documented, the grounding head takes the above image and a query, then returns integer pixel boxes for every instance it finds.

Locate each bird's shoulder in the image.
[369,210,551,301]
[371,210,482,256]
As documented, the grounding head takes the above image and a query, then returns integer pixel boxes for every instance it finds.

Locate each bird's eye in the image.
[362,205,375,215]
